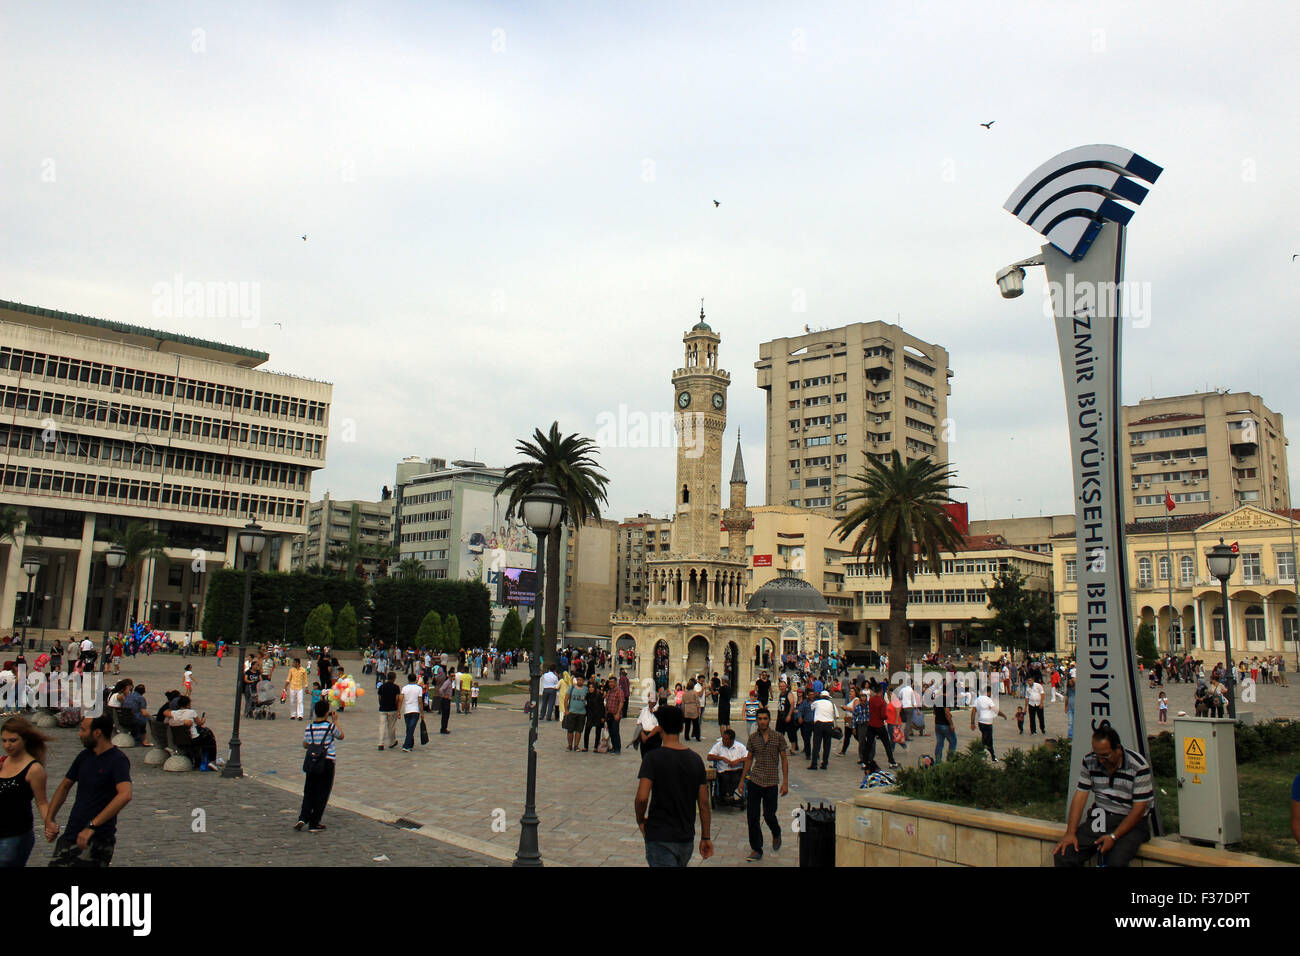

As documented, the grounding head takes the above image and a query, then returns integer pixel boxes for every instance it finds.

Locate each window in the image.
[1158,556,1170,581]
[1064,558,1076,583]
[1283,607,1298,645]
[1278,551,1296,582]
[1137,557,1152,586]
[1180,555,1194,585]
[1067,618,1077,646]
[1244,605,1265,643]
[1240,553,1260,583]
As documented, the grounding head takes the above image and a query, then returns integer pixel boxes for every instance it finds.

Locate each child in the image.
[743,689,760,739]
[1015,705,1026,734]
[1157,691,1168,724]
[471,682,480,711]
[310,682,322,712]
[183,664,195,696]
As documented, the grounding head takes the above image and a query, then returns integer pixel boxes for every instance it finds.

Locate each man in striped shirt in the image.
[1053,721,1153,867]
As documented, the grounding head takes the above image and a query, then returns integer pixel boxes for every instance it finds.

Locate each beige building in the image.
[615,513,670,611]
[1052,505,1300,659]
[292,491,394,576]
[968,514,1075,557]
[1124,391,1289,523]
[562,518,620,645]
[0,298,331,639]
[756,322,952,515]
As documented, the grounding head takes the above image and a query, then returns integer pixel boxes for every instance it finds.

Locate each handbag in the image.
[831,726,843,740]
[911,708,925,729]
[303,726,334,775]
[419,716,430,746]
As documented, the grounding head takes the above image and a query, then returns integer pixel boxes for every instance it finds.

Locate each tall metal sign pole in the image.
[996,145,1163,831]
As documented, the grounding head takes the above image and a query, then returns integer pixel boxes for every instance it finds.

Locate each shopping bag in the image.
[419,716,430,746]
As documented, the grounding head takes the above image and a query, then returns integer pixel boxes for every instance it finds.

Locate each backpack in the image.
[302,725,334,775]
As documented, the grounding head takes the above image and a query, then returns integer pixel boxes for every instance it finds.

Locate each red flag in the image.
[1164,490,1175,512]
[1230,541,1239,554]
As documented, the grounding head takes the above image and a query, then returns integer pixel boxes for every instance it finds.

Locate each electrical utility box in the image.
[1173,717,1240,848]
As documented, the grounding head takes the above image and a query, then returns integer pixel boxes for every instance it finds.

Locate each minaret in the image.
[723,431,753,560]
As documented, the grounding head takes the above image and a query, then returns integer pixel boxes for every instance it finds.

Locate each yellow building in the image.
[1052,505,1300,659]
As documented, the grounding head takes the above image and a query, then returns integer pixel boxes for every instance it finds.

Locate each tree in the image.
[1136,622,1157,664]
[834,450,965,671]
[397,558,425,580]
[102,520,168,630]
[303,603,335,647]
[495,422,609,668]
[498,608,522,651]
[443,613,461,654]
[334,603,358,649]
[199,570,366,645]
[0,505,38,549]
[416,610,444,649]
[969,567,1056,657]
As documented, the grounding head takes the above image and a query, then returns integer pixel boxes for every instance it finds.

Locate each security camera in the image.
[995,265,1026,299]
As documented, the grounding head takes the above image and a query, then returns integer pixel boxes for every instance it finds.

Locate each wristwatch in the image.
[1107,832,1116,841]
[86,823,98,830]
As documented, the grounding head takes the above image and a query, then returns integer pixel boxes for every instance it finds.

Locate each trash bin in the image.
[798,802,836,867]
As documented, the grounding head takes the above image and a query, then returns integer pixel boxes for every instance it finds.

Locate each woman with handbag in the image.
[297,701,344,833]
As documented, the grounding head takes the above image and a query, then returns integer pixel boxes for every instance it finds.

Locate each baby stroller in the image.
[252,679,278,719]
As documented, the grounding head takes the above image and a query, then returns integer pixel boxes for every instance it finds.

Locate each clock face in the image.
[712,392,724,409]
[678,391,691,408]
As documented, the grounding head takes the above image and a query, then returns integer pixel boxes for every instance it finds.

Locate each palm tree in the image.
[102,521,169,630]
[495,422,609,668]
[397,557,425,580]
[834,451,965,672]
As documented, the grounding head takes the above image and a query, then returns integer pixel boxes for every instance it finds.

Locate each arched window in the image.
[1158,556,1170,581]
[1180,555,1194,585]
[681,485,689,504]
[1138,557,1152,586]
[1282,606,1297,645]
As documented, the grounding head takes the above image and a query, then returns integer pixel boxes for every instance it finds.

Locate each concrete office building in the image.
[0,298,331,639]
[756,322,952,515]
[562,518,620,646]
[292,491,394,577]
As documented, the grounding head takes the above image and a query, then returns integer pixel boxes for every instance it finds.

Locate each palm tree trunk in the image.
[889,566,909,679]
[544,527,563,669]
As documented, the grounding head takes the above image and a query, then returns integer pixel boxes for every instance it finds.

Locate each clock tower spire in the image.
[671,305,730,556]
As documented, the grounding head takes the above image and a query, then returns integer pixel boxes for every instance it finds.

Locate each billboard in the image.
[503,567,538,606]
[459,486,537,602]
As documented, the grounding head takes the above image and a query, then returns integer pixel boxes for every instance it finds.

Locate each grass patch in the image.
[474,680,531,706]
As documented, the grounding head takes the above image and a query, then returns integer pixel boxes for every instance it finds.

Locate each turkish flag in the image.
[1230,541,1240,553]
[1164,490,1175,512]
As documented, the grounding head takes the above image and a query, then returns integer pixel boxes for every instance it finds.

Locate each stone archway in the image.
[653,639,671,690]
[724,640,740,694]
[687,635,709,681]
[616,634,637,672]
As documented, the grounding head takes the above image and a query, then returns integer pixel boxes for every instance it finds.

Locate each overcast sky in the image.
[3,1,1297,524]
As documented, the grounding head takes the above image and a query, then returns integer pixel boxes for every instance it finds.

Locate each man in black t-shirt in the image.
[634,705,712,868]
[45,714,133,866]
[377,672,401,750]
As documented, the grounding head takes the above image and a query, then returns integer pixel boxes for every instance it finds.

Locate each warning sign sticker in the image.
[1184,737,1207,773]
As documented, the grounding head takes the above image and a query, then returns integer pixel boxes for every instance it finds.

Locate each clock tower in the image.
[671,307,730,555]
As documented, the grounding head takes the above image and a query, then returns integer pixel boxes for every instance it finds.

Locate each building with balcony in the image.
[0,298,331,639]
[756,322,952,515]
[292,491,394,577]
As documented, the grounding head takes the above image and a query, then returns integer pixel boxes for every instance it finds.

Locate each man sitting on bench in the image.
[706,728,748,807]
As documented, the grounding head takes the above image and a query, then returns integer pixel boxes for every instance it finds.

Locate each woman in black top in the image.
[582,683,606,752]
[0,717,53,868]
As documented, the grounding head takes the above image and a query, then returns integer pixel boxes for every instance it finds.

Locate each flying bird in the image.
[713,200,720,207]
[301,235,307,241]
[979,121,995,129]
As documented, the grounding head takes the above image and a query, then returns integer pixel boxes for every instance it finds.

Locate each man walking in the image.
[738,707,788,862]
[862,681,898,770]
[1026,675,1046,735]
[284,658,309,720]
[898,678,918,741]
[971,684,1007,761]
[716,676,732,730]
[437,669,455,734]
[377,671,401,750]
[681,681,702,742]
[633,705,712,867]
[1053,722,1153,867]
[45,715,133,866]
[808,690,837,770]
[604,676,624,754]
[564,674,588,751]
[399,673,423,752]
[540,667,560,722]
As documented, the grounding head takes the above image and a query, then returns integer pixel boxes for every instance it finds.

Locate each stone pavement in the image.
[52,651,1300,868]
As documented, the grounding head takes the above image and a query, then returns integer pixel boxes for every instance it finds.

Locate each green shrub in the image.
[303,603,334,647]
[333,604,358,650]
[1147,732,1176,777]
[896,740,1071,809]
[1233,722,1262,764]
[966,737,988,757]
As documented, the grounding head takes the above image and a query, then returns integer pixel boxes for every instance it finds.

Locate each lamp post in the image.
[1206,538,1239,719]
[514,481,565,867]
[282,606,290,646]
[40,594,50,650]
[20,557,40,649]
[101,544,126,653]
[223,518,267,779]
[1023,619,1030,664]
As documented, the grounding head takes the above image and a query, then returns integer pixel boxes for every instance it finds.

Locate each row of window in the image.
[3,425,309,489]
[0,347,327,425]
[1130,424,1206,441]
[1065,551,1296,585]
[1132,447,1208,464]
[905,397,935,416]
[902,356,935,376]
[1134,492,1210,505]
[2,385,324,456]
[401,509,452,525]
[2,465,304,520]
[1066,614,1297,646]
[847,557,1016,577]
[907,437,936,454]
[859,589,988,605]
[401,489,453,505]
[905,416,935,436]
[903,376,935,397]
[399,529,451,543]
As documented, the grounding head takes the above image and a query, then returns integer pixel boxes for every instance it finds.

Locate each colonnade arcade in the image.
[645,564,746,608]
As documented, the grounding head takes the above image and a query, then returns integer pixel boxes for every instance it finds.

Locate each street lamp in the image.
[223,518,267,779]
[102,544,126,654]
[20,556,40,649]
[40,594,50,651]
[514,480,565,868]
[1206,537,1239,719]
[1023,619,1030,663]
[282,606,290,646]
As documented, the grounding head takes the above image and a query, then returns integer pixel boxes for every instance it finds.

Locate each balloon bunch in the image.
[326,674,366,710]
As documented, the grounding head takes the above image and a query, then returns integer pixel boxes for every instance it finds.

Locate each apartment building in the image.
[1124,391,1289,523]
[562,517,620,644]
[292,491,394,576]
[756,322,951,515]
[0,298,331,637]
